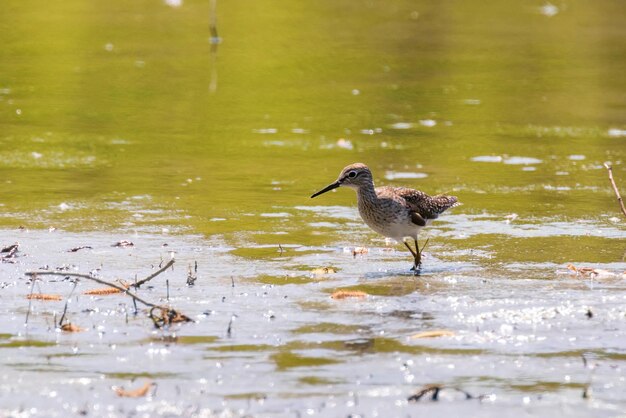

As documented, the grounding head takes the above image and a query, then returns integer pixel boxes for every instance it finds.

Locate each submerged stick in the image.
[226,314,235,338]
[603,163,626,218]
[24,274,38,325]
[58,280,79,327]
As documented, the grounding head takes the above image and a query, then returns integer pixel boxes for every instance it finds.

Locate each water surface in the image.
[0,0,625,416]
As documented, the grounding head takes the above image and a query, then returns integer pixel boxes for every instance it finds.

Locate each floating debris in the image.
[67,246,92,253]
[336,138,353,150]
[1,243,19,262]
[503,156,543,165]
[113,381,155,398]
[112,240,134,248]
[60,323,83,333]
[470,156,503,163]
[384,171,428,180]
[566,264,621,279]
[409,329,455,339]
[149,307,193,328]
[83,286,125,295]
[312,267,336,276]
[408,384,476,402]
[331,290,367,300]
[569,155,586,161]
[26,294,62,301]
[252,128,278,134]
[390,122,413,130]
[608,128,626,138]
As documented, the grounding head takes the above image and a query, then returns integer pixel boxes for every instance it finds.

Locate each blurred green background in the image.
[0,0,624,238]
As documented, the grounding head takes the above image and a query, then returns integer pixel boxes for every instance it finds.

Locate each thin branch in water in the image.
[58,279,79,328]
[166,279,170,302]
[231,276,235,288]
[226,314,236,338]
[604,163,626,218]
[186,262,197,286]
[25,274,38,325]
[133,258,175,288]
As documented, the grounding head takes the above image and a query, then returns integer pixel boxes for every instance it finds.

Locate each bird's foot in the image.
[410,263,422,276]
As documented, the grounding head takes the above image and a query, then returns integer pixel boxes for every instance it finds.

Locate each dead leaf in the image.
[312,267,336,276]
[84,280,129,295]
[83,287,124,295]
[410,329,455,339]
[113,381,154,398]
[331,290,368,300]
[26,294,62,301]
[60,323,83,332]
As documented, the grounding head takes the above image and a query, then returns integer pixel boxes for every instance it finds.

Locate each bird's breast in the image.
[357,195,420,240]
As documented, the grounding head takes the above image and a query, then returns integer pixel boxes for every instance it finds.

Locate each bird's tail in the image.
[433,195,461,212]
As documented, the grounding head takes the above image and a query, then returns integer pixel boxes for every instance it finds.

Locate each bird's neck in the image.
[356,181,377,204]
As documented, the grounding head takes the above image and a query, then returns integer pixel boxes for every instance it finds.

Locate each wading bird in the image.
[311,163,459,274]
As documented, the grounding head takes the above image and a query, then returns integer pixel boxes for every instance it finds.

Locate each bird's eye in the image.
[348,171,358,178]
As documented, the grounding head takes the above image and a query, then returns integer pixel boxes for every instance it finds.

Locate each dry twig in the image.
[132,258,175,288]
[25,266,191,329]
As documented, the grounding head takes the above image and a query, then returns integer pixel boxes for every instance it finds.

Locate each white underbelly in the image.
[362,215,430,241]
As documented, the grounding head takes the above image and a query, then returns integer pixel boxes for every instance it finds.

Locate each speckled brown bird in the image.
[310,163,459,273]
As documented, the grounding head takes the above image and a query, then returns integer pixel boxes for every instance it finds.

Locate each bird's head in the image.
[310,163,373,198]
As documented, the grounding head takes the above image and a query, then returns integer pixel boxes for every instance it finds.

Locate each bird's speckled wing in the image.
[377,186,459,220]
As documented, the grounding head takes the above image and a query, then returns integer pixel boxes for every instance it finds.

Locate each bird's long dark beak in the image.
[310,181,341,198]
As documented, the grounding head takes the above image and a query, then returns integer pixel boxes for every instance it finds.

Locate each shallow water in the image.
[1,0,626,416]
[1,223,625,417]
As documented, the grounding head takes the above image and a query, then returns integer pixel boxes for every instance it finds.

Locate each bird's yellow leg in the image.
[403,240,417,258]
